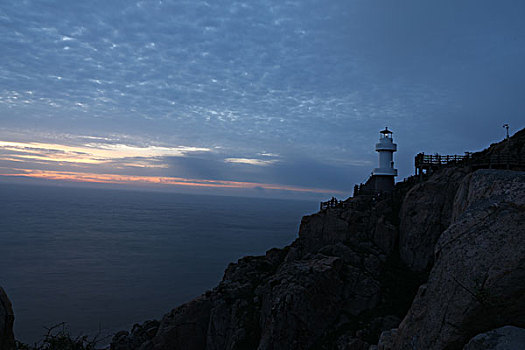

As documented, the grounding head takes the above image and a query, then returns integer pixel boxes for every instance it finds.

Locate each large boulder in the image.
[0,287,15,350]
[463,326,525,350]
[392,170,525,349]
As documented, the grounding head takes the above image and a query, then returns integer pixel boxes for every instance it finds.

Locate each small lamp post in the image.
[503,124,510,169]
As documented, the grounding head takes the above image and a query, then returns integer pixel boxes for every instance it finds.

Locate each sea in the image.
[0,183,317,344]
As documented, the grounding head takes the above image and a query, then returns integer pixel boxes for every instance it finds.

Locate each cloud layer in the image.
[1,1,524,197]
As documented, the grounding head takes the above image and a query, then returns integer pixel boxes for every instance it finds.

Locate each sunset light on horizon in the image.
[0,136,343,196]
[0,168,343,194]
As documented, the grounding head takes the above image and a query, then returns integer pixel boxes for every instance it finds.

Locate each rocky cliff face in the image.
[390,170,525,349]
[398,167,468,272]
[113,192,422,350]
[110,131,525,350]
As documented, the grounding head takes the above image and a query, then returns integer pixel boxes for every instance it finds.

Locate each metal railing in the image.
[320,197,343,210]
[415,152,525,175]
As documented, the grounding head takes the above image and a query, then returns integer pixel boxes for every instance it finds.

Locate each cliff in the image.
[109,130,525,349]
[113,190,418,350]
[388,169,525,349]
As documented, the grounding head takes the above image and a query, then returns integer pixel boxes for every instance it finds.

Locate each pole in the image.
[503,124,509,140]
[503,124,510,169]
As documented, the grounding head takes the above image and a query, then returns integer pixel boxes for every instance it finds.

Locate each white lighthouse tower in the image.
[371,127,397,192]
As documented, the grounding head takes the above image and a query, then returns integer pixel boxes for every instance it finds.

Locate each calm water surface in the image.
[0,183,317,343]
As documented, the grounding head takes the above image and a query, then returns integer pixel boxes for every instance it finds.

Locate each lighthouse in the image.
[371,127,397,192]
[354,127,398,196]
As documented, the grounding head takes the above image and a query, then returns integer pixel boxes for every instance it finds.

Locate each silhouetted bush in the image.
[16,323,105,350]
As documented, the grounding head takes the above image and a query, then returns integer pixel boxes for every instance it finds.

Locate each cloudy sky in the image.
[1,0,524,199]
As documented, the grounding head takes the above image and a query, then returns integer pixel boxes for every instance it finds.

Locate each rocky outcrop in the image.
[463,326,525,350]
[0,287,15,350]
[113,188,419,350]
[112,130,525,350]
[398,167,468,272]
[474,128,525,162]
[140,168,524,350]
[114,168,525,349]
[257,254,360,349]
[112,320,160,350]
[391,170,525,349]
[144,241,392,349]
[452,169,525,221]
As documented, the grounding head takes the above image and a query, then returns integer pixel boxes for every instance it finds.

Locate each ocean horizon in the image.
[0,182,318,344]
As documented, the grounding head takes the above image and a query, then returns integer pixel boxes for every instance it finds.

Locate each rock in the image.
[256,255,380,349]
[398,167,468,272]
[113,181,418,349]
[368,199,398,256]
[473,128,525,164]
[289,195,394,261]
[377,329,397,350]
[111,320,160,350]
[150,296,212,350]
[0,287,15,350]
[335,335,370,350]
[452,169,525,221]
[141,204,410,350]
[348,315,401,348]
[289,210,351,259]
[463,326,525,350]
[392,170,525,349]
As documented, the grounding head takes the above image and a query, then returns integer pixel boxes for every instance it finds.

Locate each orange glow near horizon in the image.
[0,168,343,194]
[0,140,210,166]
[0,139,344,195]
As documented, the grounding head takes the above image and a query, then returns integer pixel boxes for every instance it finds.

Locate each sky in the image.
[1,0,524,199]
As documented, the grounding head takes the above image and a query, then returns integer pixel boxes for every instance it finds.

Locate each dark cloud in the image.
[164,152,367,192]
